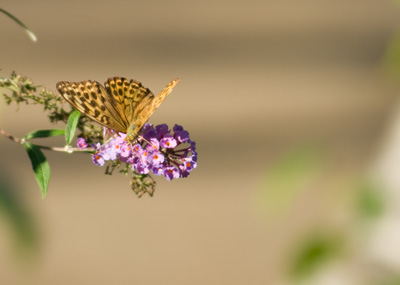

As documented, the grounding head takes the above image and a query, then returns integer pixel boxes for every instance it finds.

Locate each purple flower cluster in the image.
[78,124,197,181]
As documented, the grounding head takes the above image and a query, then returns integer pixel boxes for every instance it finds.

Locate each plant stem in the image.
[0,128,94,153]
[0,128,22,144]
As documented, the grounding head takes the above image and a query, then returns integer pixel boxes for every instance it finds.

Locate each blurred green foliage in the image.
[380,275,400,285]
[289,233,343,280]
[0,174,38,256]
[259,145,323,216]
[259,144,388,283]
[383,32,400,77]
[355,180,385,221]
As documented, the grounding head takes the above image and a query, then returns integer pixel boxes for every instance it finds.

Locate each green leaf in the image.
[23,142,50,198]
[65,110,81,146]
[24,129,65,140]
[0,8,37,42]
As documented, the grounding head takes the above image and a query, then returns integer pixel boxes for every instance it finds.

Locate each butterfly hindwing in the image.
[104,77,154,132]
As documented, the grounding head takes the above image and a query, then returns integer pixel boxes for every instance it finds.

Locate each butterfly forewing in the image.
[131,78,181,133]
[56,80,129,133]
[152,78,180,110]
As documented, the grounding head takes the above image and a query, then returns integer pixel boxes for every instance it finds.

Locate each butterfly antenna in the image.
[138,135,157,149]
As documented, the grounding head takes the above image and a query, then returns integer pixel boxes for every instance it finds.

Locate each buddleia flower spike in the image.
[57,77,196,197]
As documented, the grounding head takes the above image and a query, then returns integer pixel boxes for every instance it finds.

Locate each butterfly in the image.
[56,77,180,142]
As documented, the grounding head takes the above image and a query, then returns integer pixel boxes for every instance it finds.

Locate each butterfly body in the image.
[56,77,179,142]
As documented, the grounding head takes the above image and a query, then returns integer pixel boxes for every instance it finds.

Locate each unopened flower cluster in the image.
[77,124,197,180]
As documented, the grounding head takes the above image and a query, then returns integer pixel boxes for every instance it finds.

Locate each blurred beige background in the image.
[1,0,400,284]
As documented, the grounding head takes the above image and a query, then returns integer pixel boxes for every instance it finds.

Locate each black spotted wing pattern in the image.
[56,80,128,132]
[56,77,180,139]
